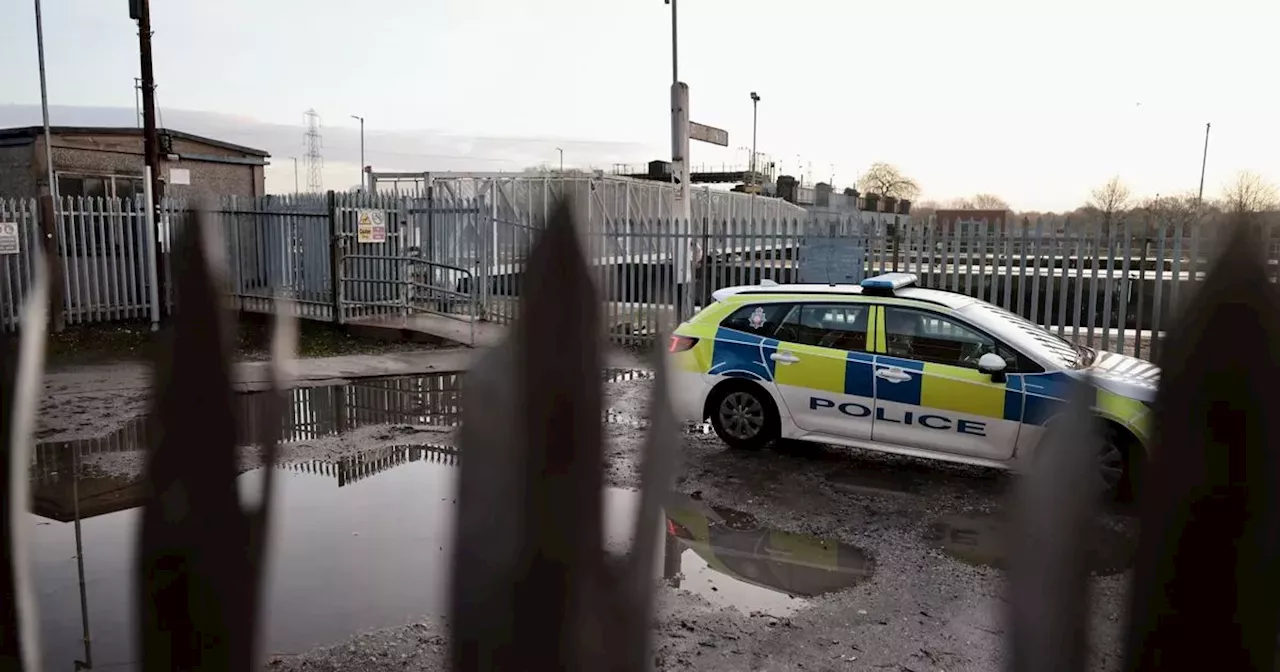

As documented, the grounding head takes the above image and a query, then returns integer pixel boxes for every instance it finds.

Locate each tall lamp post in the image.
[664,0,693,318]
[1197,122,1211,205]
[350,115,365,192]
[34,0,56,196]
[749,91,760,190]
[556,147,564,171]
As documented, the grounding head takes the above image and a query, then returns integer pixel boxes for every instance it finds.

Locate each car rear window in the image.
[720,303,792,337]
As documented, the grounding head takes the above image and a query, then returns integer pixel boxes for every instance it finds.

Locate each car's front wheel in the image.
[708,382,779,450]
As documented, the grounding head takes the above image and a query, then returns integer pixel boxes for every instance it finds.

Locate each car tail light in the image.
[668,335,698,353]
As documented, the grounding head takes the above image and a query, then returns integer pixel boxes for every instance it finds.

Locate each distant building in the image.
[0,125,269,200]
[935,209,1012,236]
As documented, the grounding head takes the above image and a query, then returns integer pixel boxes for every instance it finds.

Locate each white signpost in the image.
[689,121,729,147]
[0,222,18,255]
[356,209,387,244]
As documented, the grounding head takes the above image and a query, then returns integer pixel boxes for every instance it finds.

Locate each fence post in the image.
[37,191,64,333]
[327,190,342,324]
[142,168,161,331]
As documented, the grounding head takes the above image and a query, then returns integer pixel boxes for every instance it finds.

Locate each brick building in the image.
[0,126,268,200]
[935,208,1012,236]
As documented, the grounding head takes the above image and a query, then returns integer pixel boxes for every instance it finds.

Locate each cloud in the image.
[0,104,660,192]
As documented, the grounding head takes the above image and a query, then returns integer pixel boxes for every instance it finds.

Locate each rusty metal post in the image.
[327,190,342,324]
[38,192,64,332]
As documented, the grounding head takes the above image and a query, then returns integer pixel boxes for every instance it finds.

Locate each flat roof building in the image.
[0,125,269,201]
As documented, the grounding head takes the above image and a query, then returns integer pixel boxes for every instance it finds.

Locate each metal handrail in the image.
[338,254,479,345]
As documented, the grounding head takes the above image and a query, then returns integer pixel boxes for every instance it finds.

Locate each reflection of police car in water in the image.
[665,273,1160,498]
[664,494,872,597]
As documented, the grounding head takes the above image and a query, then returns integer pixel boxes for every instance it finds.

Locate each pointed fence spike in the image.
[1123,216,1280,671]
[136,204,275,671]
[1006,372,1100,672]
[1,258,49,672]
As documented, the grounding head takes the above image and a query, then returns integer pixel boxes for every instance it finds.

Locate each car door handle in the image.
[875,367,912,383]
[770,352,800,364]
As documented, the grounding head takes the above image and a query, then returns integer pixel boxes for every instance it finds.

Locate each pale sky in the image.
[2,0,1277,211]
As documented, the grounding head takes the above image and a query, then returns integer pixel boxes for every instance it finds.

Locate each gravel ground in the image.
[35,368,1137,672]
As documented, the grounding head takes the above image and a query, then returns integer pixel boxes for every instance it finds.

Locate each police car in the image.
[664,273,1160,497]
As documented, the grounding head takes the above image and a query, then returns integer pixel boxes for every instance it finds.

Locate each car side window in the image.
[882,307,1004,370]
[720,303,792,337]
[775,304,868,351]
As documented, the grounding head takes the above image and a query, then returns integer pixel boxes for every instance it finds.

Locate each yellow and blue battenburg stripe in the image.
[707,328,780,382]
[703,328,1151,444]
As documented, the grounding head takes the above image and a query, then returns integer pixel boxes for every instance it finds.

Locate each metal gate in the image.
[335,192,484,328]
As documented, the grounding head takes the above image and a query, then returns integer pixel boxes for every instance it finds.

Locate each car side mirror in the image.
[978,352,1007,382]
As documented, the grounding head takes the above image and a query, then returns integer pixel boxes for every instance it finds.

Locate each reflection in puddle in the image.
[33,369,664,466]
[923,511,1136,576]
[28,444,861,670]
[663,495,873,615]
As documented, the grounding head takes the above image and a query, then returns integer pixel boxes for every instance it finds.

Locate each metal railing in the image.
[338,254,478,345]
[5,191,1278,361]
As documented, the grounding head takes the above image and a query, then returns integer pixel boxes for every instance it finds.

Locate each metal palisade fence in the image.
[3,202,1280,669]
[2,192,1278,362]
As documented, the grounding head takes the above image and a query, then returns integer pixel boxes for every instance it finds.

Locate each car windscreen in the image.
[961,301,1085,369]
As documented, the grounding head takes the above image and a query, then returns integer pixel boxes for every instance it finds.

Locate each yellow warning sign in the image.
[356,209,387,244]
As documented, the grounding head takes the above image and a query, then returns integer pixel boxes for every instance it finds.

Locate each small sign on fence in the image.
[0,222,18,255]
[356,209,387,244]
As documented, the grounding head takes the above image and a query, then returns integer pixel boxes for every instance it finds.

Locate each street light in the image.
[664,0,677,83]
[556,147,563,172]
[350,115,365,192]
[749,92,760,188]
[1198,122,1211,205]
[33,0,56,197]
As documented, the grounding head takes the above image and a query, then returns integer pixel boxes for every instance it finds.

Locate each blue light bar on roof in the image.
[860,272,919,291]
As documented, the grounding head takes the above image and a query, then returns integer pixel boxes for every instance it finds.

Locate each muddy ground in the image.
[36,355,1139,672]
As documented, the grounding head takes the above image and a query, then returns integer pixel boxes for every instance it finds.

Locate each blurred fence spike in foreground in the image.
[1006,372,1101,672]
[1123,219,1280,671]
[453,199,656,671]
[1,259,49,672]
[135,205,276,671]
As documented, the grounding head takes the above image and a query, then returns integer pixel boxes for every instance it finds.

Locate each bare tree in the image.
[1086,176,1133,235]
[948,194,1009,210]
[524,164,592,175]
[1138,192,1201,252]
[971,193,1010,210]
[857,162,921,200]
[912,199,941,219]
[1144,192,1200,230]
[1220,170,1279,214]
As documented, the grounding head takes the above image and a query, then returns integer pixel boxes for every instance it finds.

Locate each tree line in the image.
[852,162,1278,221]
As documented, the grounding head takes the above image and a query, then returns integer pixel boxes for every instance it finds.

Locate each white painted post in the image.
[671,82,692,319]
[142,166,160,331]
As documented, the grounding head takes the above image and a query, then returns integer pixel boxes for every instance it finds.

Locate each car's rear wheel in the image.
[708,383,779,450]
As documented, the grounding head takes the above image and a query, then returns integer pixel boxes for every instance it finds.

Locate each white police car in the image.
[664,273,1160,497]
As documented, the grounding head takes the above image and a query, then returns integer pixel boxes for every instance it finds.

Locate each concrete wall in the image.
[0,144,35,197]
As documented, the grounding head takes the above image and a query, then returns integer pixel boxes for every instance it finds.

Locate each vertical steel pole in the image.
[1197,122,1211,205]
[34,0,56,196]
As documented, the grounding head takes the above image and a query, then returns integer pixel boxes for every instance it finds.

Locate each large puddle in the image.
[28,444,869,670]
[33,369,707,466]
